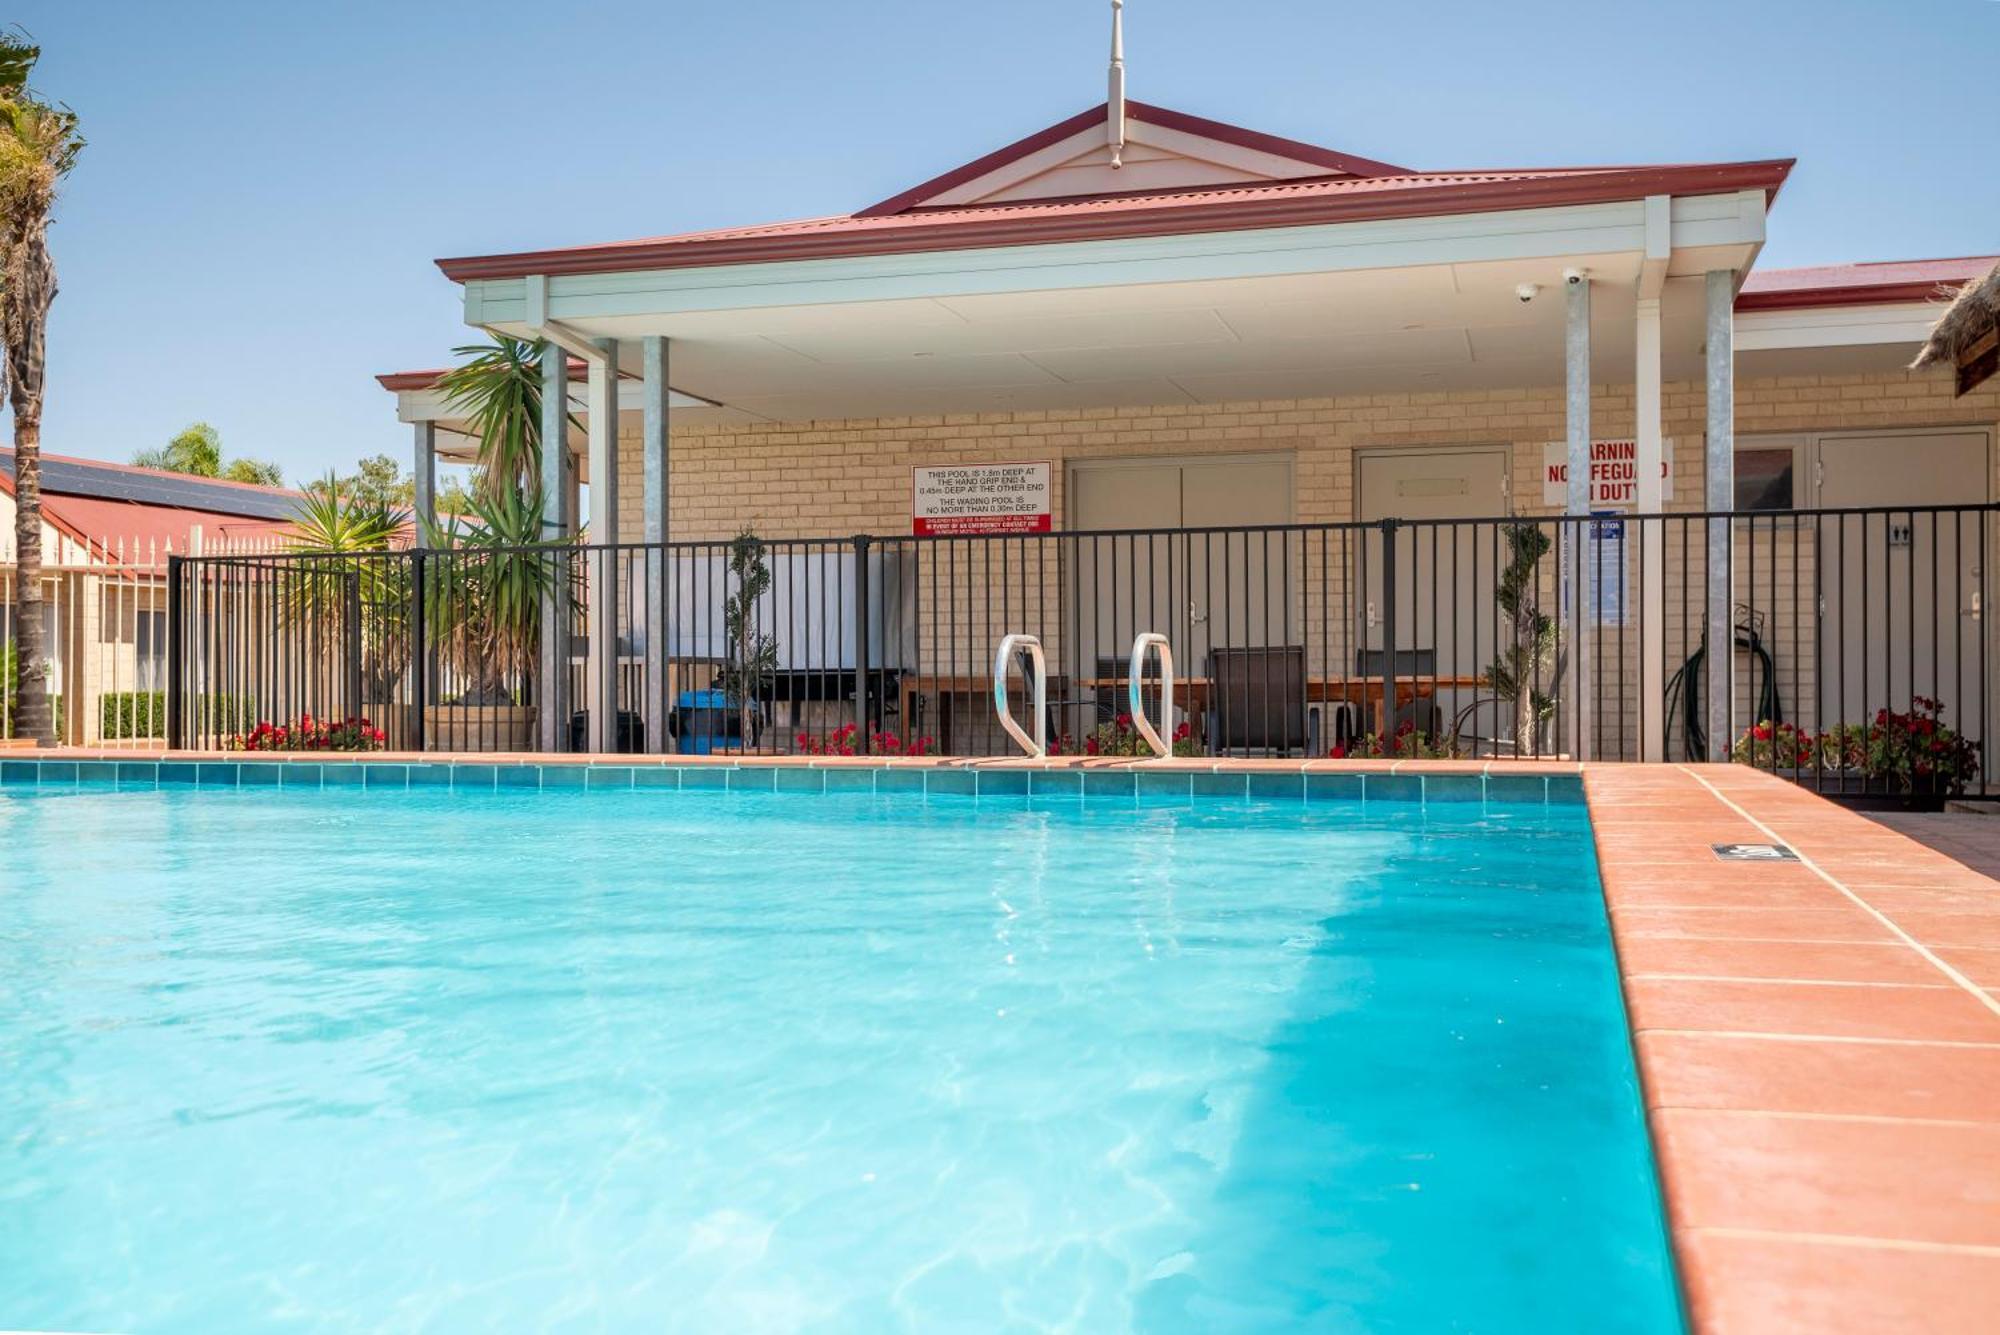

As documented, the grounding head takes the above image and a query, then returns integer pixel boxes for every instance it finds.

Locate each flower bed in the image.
[1732,696,1980,803]
[228,714,387,753]
[1049,715,1201,758]
[795,723,935,757]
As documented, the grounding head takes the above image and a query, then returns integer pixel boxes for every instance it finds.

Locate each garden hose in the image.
[1664,622,1780,761]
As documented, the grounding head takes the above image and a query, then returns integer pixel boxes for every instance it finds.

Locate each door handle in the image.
[1189,600,1207,625]
[1366,600,1379,629]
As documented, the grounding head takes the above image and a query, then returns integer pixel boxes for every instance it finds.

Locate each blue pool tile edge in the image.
[0,757,1584,806]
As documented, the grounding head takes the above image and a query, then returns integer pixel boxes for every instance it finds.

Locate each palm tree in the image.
[0,29,81,746]
[433,335,562,504]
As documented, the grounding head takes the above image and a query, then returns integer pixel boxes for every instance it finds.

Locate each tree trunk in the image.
[6,221,59,746]
[9,408,54,744]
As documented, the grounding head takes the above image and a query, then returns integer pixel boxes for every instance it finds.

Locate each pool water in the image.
[0,781,1679,1332]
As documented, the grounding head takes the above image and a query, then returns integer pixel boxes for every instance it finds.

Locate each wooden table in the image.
[897,674,992,750]
[1080,674,1488,739]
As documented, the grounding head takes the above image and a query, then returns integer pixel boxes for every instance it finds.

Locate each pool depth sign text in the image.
[912,461,1052,535]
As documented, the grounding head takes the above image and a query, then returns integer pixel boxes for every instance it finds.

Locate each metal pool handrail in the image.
[993,634,1047,758]
[1128,632,1174,759]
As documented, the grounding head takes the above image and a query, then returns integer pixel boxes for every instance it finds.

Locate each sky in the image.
[11,0,1998,484]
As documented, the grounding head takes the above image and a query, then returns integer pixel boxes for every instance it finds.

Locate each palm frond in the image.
[433,336,561,505]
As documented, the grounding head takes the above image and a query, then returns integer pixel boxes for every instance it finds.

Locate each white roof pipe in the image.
[1107,0,1126,169]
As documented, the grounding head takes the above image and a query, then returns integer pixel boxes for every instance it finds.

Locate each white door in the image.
[1355,448,1511,683]
[1815,430,1988,746]
[1069,453,1292,694]
[1182,456,1297,668]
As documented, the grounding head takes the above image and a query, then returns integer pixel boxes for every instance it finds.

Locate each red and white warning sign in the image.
[912,461,1052,535]
[1542,439,1672,509]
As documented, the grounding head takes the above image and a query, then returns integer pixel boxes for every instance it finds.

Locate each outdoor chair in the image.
[1206,646,1318,756]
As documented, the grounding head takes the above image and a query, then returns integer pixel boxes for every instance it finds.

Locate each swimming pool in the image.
[0,768,1678,1331]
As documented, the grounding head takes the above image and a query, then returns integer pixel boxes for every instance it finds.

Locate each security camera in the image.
[1563,267,1587,285]
[1515,282,1541,303]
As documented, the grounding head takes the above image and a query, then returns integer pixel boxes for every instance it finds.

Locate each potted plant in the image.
[1486,521,1558,757]
[1730,697,1981,810]
[420,486,571,752]
[1860,696,1980,809]
[711,529,777,752]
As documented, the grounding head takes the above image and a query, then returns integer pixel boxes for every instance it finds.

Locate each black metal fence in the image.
[165,505,1994,791]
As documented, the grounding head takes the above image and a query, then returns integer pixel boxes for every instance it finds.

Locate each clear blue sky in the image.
[14,0,1997,483]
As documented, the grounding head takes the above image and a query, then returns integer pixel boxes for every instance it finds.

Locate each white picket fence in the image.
[1,529,287,747]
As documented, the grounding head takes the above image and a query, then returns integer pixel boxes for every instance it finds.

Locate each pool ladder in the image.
[992,632,1177,759]
[993,634,1047,757]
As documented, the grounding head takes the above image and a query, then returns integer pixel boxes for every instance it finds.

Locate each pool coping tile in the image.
[1587,764,2000,1334]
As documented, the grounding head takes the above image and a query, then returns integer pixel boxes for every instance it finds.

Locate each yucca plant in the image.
[281,475,408,701]
[434,335,567,505]
[419,484,572,704]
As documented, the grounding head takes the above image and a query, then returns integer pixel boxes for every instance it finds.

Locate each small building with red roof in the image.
[2,449,305,744]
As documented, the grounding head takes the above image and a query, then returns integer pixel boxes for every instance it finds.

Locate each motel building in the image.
[375,83,1999,767]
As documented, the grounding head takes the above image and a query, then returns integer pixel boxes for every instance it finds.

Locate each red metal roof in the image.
[0,449,304,564]
[438,160,1792,282]
[38,492,295,554]
[434,98,1792,283]
[1737,256,2000,311]
[377,357,600,393]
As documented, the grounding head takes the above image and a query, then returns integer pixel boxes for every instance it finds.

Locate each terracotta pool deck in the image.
[12,749,2000,1331]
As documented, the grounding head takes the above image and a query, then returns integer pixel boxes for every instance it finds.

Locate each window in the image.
[135,610,165,689]
[1734,447,1795,511]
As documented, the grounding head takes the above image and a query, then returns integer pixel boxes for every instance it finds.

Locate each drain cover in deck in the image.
[1711,843,1799,862]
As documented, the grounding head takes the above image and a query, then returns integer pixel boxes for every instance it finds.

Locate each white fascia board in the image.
[461,190,1768,331]
[1735,301,1941,352]
[395,381,709,424]
[1667,189,1766,252]
[461,197,1745,330]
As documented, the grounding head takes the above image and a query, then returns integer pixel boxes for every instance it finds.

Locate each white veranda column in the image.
[537,343,570,753]
[641,335,670,753]
[1636,293,1666,761]
[1704,269,1736,760]
[1565,272,1592,761]
[586,338,620,754]
[412,420,437,534]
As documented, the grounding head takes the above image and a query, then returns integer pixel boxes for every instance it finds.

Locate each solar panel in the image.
[0,453,302,522]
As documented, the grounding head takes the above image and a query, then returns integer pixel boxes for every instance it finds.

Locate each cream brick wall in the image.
[615,369,2000,544]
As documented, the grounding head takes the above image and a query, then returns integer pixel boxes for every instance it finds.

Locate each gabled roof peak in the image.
[856,101,1410,218]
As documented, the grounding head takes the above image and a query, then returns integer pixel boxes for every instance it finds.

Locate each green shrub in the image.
[98,692,255,740]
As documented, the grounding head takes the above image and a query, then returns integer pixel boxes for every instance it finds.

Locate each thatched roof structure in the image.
[1911,259,2000,395]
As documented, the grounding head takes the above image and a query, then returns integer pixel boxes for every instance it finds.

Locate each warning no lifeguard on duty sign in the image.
[912,461,1053,536]
[1542,440,1673,510]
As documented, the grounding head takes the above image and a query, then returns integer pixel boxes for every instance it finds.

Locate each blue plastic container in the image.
[672,689,737,755]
